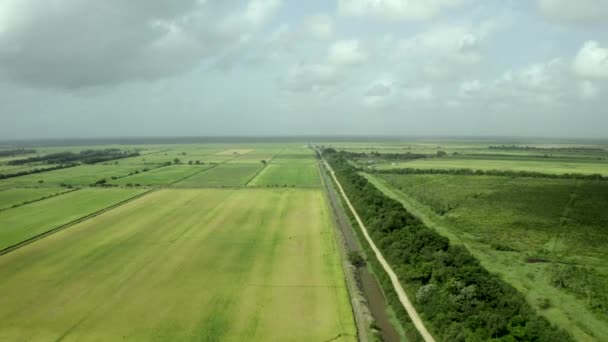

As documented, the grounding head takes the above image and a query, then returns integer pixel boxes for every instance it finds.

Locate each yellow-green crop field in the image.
[0,189,356,341]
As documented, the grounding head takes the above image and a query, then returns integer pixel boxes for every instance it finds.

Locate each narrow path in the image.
[319,153,436,342]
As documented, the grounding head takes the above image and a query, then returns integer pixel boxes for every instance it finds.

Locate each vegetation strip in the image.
[0,189,155,256]
[370,166,608,181]
[319,150,436,342]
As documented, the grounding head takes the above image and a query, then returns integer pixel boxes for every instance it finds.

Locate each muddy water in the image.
[321,163,401,342]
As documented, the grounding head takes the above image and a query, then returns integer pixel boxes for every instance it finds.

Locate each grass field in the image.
[373,156,608,175]
[175,163,264,187]
[0,187,69,210]
[366,173,608,341]
[0,188,356,341]
[110,165,211,186]
[249,163,321,187]
[0,188,144,250]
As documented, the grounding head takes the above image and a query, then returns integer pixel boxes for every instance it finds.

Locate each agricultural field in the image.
[249,163,321,187]
[0,188,144,251]
[175,163,264,187]
[0,188,356,341]
[110,165,211,186]
[366,172,608,341]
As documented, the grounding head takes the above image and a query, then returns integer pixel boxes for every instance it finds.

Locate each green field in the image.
[175,163,264,187]
[374,157,608,175]
[0,188,144,250]
[111,165,211,186]
[0,187,68,210]
[367,173,608,341]
[249,163,321,187]
[0,188,355,341]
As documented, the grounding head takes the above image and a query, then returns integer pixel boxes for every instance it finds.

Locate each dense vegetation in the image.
[339,150,428,161]
[371,166,607,181]
[324,150,572,341]
[489,145,605,153]
[0,149,36,157]
[0,164,77,180]
[8,149,139,165]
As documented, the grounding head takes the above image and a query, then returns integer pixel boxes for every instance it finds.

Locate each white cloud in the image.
[538,0,608,25]
[579,80,599,100]
[245,0,282,25]
[328,39,369,66]
[304,13,333,40]
[338,0,466,21]
[459,80,482,97]
[404,85,434,101]
[282,63,340,93]
[573,41,608,79]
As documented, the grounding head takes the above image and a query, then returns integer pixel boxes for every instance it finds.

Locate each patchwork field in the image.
[249,163,321,187]
[111,165,211,186]
[0,188,356,341]
[366,173,608,340]
[175,163,264,187]
[0,188,144,251]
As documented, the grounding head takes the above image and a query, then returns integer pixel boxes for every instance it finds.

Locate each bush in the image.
[347,251,365,267]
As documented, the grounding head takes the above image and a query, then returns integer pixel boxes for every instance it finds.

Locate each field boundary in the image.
[0,189,157,257]
[319,152,436,342]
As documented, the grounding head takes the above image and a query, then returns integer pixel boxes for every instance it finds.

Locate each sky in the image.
[0,0,607,140]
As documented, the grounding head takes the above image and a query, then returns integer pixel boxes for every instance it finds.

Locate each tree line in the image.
[323,149,571,341]
[371,166,607,181]
[488,145,605,153]
[0,164,78,180]
[8,149,139,165]
[0,149,36,157]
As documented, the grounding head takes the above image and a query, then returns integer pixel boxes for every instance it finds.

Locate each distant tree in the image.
[188,160,193,165]
[174,158,180,164]
[261,160,267,165]
[436,150,447,157]
[38,180,44,183]
[195,160,201,164]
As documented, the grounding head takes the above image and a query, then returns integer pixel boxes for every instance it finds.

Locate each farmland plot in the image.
[0,188,144,250]
[110,165,211,186]
[249,163,321,187]
[0,188,356,341]
[175,163,264,187]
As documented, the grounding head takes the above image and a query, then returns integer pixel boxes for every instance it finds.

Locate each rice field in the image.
[0,188,356,341]
[175,163,264,187]
[0,188,144,251]
[110,165,211,186]
[249,163,321,187]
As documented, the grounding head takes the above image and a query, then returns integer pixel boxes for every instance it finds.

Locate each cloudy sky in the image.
[1,0,607,139]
